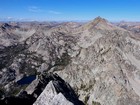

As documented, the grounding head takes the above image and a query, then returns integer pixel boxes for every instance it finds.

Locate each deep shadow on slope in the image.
[0,73,84,105]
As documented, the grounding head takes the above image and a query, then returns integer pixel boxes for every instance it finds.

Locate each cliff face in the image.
[0,17,140,105]
[55,18,140,105]
[0,73,84,105]
[33,73,84,105]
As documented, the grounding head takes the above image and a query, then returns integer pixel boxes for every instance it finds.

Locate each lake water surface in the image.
[17,75,36,85]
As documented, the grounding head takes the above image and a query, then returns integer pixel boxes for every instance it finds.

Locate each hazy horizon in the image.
[0,0,140,22]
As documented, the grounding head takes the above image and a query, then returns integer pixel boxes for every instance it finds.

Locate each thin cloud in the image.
[0,17,37,21]
[0,17,15,21]
[7,17,14,20]
[48,10,62,15]
[28,6,42,13]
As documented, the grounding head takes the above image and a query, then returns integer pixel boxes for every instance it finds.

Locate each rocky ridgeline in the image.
[0,17,140,105]
[0,73,84,105]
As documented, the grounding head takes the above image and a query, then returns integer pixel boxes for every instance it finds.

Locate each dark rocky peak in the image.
[2,23,11,28]
[0,23,19,30]
[0,23,11,30]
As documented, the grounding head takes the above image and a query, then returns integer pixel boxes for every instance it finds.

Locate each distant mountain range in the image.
[0,17,140,105]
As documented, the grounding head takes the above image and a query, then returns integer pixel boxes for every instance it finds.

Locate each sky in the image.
[0,0,140,21]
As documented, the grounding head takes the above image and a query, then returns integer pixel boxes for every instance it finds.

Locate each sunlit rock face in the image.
[0,17,140,105]
[0,73,84,105]
[33,81,74,105]
[33,73,84,105]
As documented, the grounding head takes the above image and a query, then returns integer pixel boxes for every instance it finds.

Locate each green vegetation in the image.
[55,52,71,66]
[92,101,101,105]
[84,95,90,104]
[80,79,96,92]
[12,84,28,96]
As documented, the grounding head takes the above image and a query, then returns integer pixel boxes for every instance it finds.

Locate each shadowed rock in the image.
[0,73,84,105]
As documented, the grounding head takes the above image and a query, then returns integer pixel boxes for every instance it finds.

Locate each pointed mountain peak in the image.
[90,16,108,26]
[78,16,121,31]
[94,16,107,22]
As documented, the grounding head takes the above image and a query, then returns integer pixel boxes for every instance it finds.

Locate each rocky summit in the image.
[0,17,140,105]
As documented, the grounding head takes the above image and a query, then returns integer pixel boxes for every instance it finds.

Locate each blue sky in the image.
[0,0,140,21]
